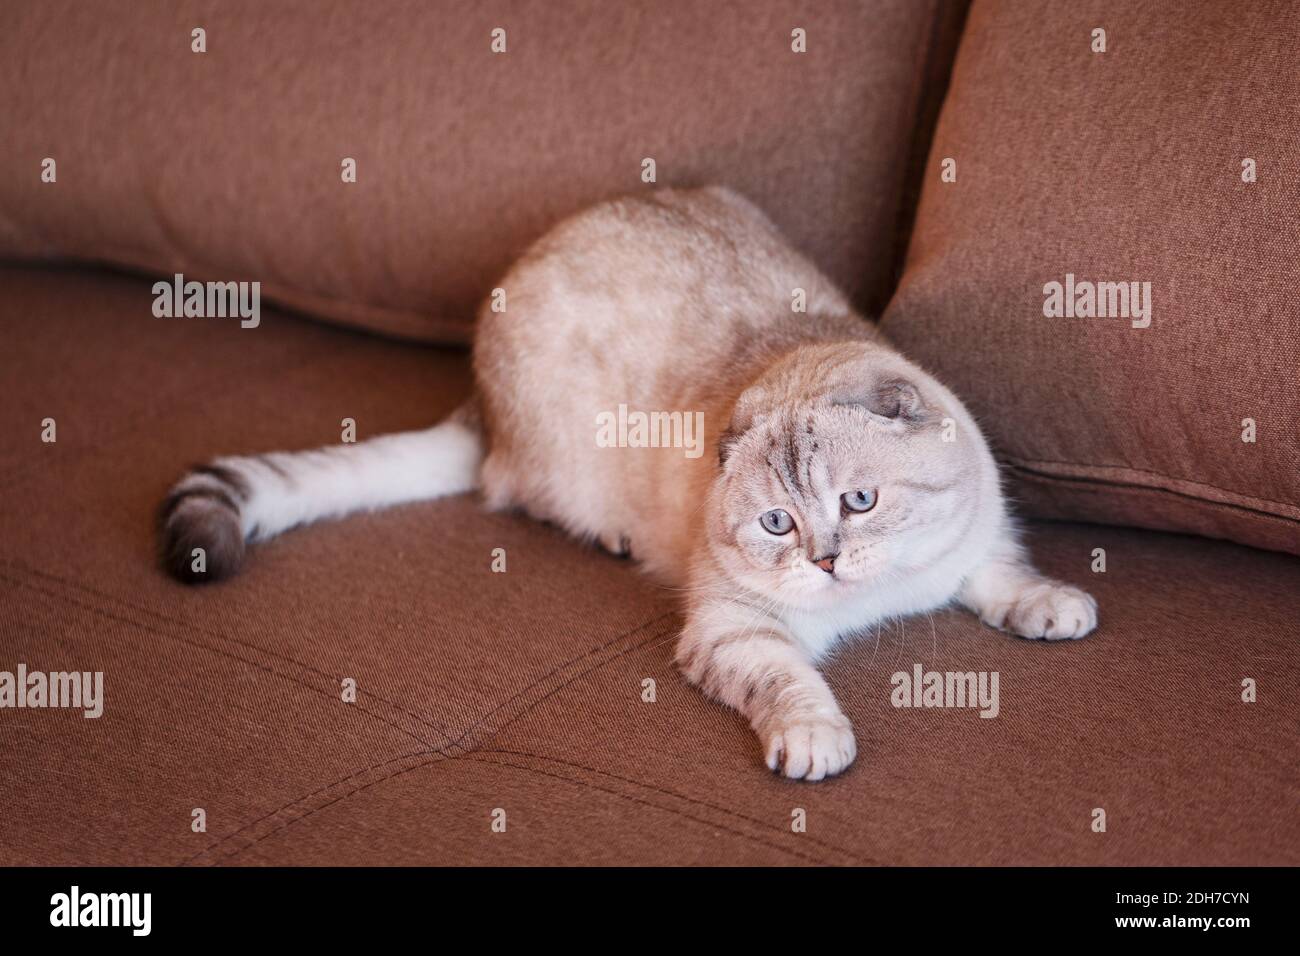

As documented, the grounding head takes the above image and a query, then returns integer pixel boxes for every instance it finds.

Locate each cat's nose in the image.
[813,553,838,574]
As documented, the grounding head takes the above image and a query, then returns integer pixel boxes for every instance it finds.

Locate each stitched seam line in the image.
[205,744,833,867]
[1007,461,1300,525]
[0,557,459,740]
[474,748,874,865]
[0,568,447,754]
[465,754,839,866]
[440,611,678,754]
[187,617,677,864]
[206,620,860,868]
[1005,456,1300,515]
[182,748,436,866]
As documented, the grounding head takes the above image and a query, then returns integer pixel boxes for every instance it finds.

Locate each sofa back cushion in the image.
[0,0,964,343]
[882,0,1300,555]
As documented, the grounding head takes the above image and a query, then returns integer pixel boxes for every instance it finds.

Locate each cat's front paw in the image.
[989,580,1098,641]
[761,712,857,781]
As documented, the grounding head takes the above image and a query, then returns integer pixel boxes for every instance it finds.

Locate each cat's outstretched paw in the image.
[987,580,1098,641]
[762,712,857,781]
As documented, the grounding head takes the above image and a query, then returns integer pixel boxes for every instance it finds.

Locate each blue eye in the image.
[760,509,795,535]
[841,490,878,513]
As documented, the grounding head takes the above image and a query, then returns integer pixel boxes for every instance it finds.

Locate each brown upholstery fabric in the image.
[2,266,1296,866]
[0,0,962,343]
[881,0,1300,556]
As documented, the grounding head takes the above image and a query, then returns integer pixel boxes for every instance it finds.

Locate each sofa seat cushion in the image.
[1,266,1296,865]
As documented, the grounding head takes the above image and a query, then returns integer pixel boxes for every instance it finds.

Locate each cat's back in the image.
[474,186,853,394]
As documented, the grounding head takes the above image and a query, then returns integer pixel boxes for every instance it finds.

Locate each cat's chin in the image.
[732,575,868,614]
[789,568,912,611]
[785,582,862,612]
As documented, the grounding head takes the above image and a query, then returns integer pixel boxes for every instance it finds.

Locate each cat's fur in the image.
[161,186,1097,780]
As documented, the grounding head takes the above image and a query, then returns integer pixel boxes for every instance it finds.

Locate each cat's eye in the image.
[759,509,795,535]
[841,489,878,513]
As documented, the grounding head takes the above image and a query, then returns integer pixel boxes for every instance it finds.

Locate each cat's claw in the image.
[763,713,857,781]
[598,532,632,558]
[993,581,1098,641]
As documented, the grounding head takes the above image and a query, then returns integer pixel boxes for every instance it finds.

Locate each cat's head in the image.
[707,343,987,609]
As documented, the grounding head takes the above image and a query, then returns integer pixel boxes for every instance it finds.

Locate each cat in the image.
[160,186,1097,780]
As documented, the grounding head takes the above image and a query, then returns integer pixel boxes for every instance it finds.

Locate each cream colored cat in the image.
[161,187,1097,780]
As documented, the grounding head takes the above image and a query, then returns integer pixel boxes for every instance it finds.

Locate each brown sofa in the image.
[1,1,1296,867]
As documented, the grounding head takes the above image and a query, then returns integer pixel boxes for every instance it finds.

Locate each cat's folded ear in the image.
[718,424,743,466]
[829,377,932,425]
[718,388,767,466]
